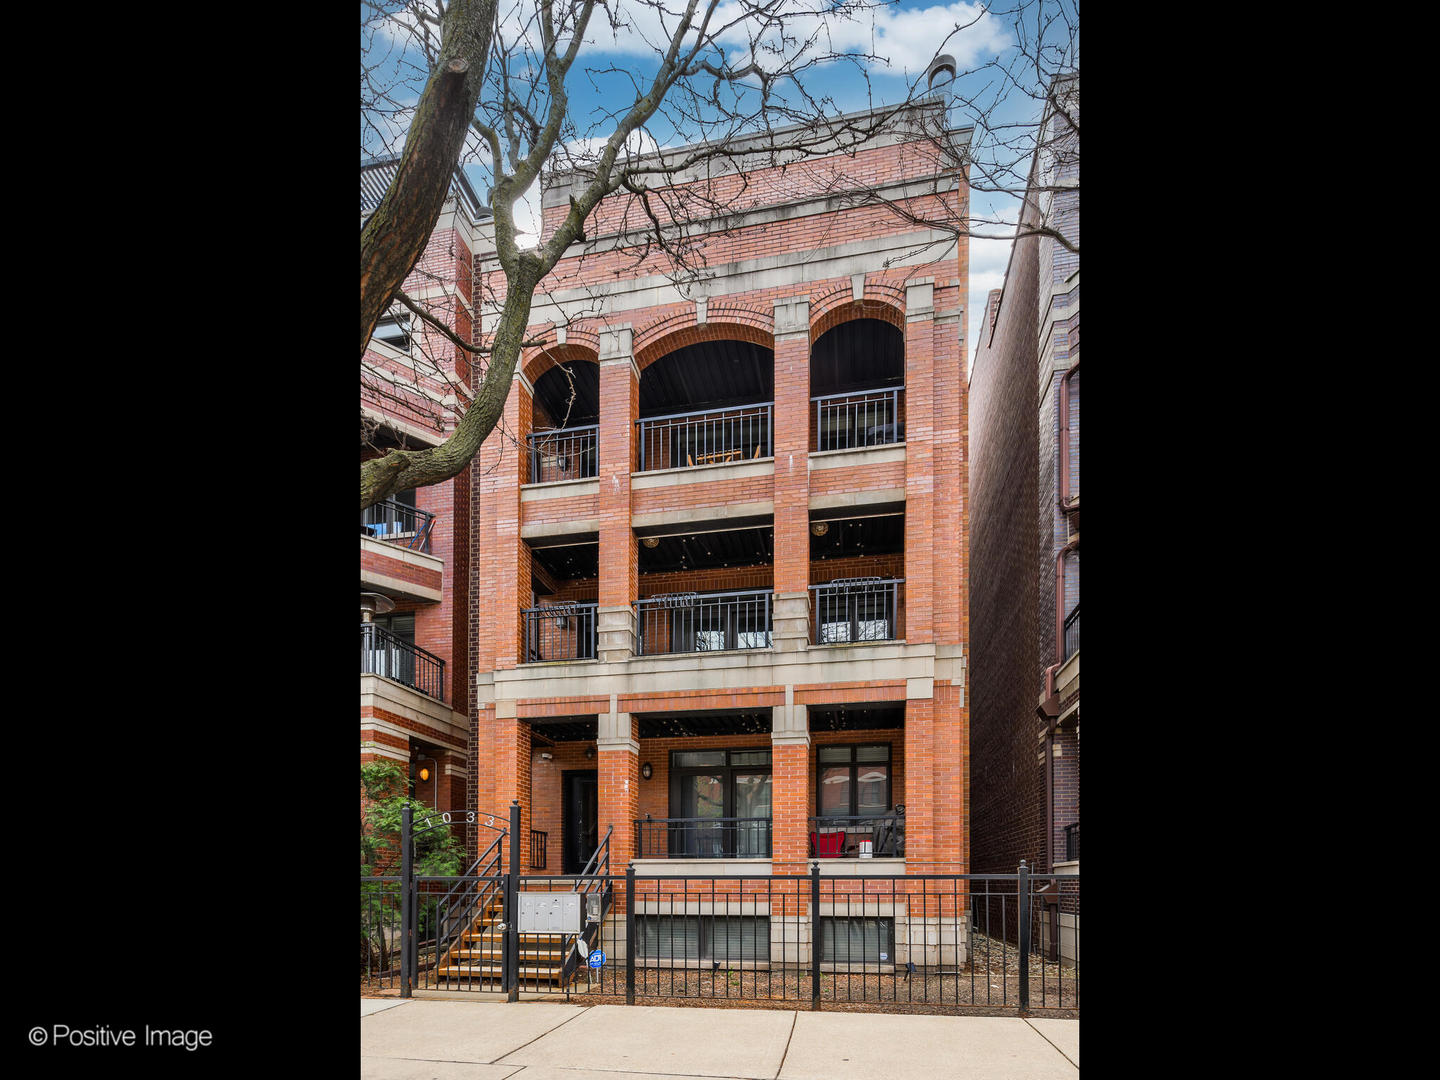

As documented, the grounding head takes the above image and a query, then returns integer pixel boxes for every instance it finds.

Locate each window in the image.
[820,917,894,964]
[363,612,416,685]
[670,597,772,652]
[816,744,891,818]
[817,586,896,643]
[361,487,418,537]
[669,748,772,857]
[636,916,769,961]
[373,312,412,353]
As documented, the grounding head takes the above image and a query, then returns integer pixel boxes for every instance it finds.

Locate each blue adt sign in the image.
[587,949,606,969]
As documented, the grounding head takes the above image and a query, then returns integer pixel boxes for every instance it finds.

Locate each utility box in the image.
[517,893,583,933]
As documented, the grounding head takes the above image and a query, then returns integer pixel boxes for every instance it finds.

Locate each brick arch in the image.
[809,287,907,343]
[633,305,775,373]
[521,335,600,387]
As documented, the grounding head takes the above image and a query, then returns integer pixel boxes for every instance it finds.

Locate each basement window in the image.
[820,917,894,964]
[635,915,769,962]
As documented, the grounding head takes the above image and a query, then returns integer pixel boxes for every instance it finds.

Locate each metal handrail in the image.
[636,401,773,471]
[527,424,598,484]
[361,623,446,701]
[808,579,904,645]
[635,816,774,859]
[634,589,773,656]
[361,498,436,553]
[1062,604,1079,661]
[808,811,905,857]
[530,829,547,871]
[812,386,905,452]
[522,602,598,663]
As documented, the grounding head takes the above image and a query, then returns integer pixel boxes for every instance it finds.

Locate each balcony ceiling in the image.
[638,711,773,738]
[808,705,904,731]
[811,318,904,397]
[809,513,904,560]
[534,360,600,428]
[530,717,598,742]
[639,526,774,575]
[530,542,599,592]
[640,340,773,417]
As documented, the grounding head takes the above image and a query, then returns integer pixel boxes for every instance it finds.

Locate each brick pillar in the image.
[902,696,934,866]
[771,298,811,650]
[492,699,532,858]
[771,696,810,873]
[598,329,639,661]
[903,282,935,643]
[493,372,534,669]
[597,704,640,866]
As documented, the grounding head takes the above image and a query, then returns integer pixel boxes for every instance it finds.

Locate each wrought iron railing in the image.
[634,590,773,656]
[809,578,903,644]
[635,816,774,859]
[361,622,446,701]
[527,425,598,484]
[1064,822,1079,862]
[361,499,436,553]
[1062,604,1079,661]
[530,829,547,871]
[522,602,598,663]
[636,402,772,471]
[812,387,905,451]
[808,812,905,858]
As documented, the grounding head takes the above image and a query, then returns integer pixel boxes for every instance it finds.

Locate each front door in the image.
[562,770,599,873]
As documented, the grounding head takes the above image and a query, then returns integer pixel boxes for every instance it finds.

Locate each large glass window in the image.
[669,748,772,856]
[816,744,891,818]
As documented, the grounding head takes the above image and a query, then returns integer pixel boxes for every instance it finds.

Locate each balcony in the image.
[1063,604,1079,661]
[360,499,435,553]
[810,579,904,645]
[527,425,597,484]
[635,816,773,859]
[636,402,773,471]
[360,622,445,701]
[812,387,905,451]
[635,590,773,656]
[522,602,598,663]
[809,812,905,858]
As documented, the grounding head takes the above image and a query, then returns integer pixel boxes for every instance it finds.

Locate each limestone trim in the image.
[359,566,444,604]
[361,675,466,737]
[808,445,906,470]
[360,405,445,448]
[361,716,468,755]
[631,501,774,532]
[631,458,774,488]
[520,477,600,501]
[520,517,600,540]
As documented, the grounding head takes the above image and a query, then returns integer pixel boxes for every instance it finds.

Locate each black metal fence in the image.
[361,499,436,553]
[531,829,548,871]
[372,812,1079,1015]
[528,426,598,484]
[813,387,905,451]
[1063,604,1079,660]
[635,817,773,859]
[637,403,773,471]
[809,579,903,644]
[522,603,598,662]
[634,590,773,656]
[807,812,905,858]
[361,622,446,701]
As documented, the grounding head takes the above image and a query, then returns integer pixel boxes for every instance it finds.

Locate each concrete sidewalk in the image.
[360,999,1078,1079]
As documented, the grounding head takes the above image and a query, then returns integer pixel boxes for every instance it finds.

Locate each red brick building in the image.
[363,86,974,971]
[968,75,1079,946]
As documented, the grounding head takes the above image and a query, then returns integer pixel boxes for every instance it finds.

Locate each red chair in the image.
[811,831,846,857]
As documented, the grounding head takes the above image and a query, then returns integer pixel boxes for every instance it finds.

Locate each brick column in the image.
[597,703,640,866]
[492,372,534,669]
[492,699,532,852]
[771,695,810,873]
[903,281,935,643]
[771,298,811,650]
[902,695,934,867]
[597,329,639,661]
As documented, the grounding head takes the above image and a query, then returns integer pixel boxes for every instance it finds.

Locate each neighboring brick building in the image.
[362,76,974,974]
[968,75,1079,908]
[360,156,486,824]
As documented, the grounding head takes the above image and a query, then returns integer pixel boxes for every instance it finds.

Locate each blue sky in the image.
[363,1,1073,373]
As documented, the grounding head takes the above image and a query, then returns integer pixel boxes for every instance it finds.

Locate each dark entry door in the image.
[562,770,599,873]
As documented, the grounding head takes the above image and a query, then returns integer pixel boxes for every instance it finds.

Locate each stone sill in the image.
[519,476,599,500]
[1052,860,1079,876]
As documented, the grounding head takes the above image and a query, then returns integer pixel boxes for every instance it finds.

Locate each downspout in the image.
[1057,360,1079,513]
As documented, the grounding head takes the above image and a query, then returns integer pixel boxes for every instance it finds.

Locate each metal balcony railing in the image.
[522,602,598,663]
[812,387,905,451]
[360,623,445,701]
[530,829,548,870]
[808,812,905,858]
[527,425,598,484]
[635,816,773,859]
[634,590,773,656]
[1064,821,1080,862]
[1063,604,1079,661]
[360,499,435,553]
[636,402,772,471]
[809,578,903,644]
